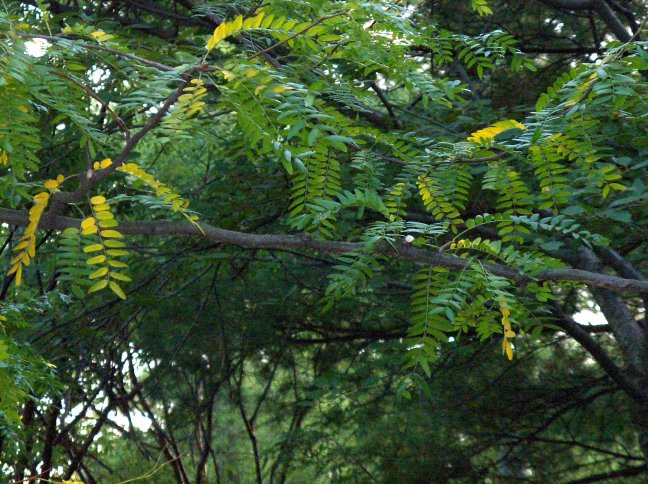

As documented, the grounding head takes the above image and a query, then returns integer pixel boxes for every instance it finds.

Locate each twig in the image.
[52,70,131,140]
[248,11,346,60]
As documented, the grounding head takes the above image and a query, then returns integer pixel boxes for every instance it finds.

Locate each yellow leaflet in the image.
[109,281,126,300]
[100,230,122,238]
[96,211,114,220]
[83,244,103,253]
[14,265,22,285]
[88,279,108,293]
[104,240,125,248]
[93,158,112,170]
[206,13,264,51]
[90,195,106,205]
[499,302,515,360]
[87,255,106,265]
[468,120,525,144]
[81,217,96,229]
[110,272,132,282]
[99,219,118,228]
[89,267,109,279]
[9,191,50,286]
[272,86,293,94]
[108,260,128,268]
[106,249,129,257]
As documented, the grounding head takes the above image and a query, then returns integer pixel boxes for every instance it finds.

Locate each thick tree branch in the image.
[2,207,648,296]
[541,0,593,8]
[552,304,647,403]
[574,248,648,380]
[591,0,633,42]
[51,66,206,210]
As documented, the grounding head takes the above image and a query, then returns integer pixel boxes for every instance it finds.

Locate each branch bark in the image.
[2,207,648,295]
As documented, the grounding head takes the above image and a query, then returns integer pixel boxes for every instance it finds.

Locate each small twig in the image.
[52,70,131,140]
[370,82,399,127]
[17,33,175,71]
[248,11,346,60]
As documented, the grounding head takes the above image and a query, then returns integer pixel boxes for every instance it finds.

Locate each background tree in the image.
[0,0,647,482]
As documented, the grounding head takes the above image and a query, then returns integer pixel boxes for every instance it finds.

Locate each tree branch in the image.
[552,304,647,403]
[3,207,648,295]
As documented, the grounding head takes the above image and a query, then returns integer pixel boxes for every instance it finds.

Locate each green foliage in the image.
[0,0,647,481]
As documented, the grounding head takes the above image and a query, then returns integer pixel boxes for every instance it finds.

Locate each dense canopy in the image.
[1,0,648,482]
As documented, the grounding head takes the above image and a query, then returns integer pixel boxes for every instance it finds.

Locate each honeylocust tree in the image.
[1,0,647,481]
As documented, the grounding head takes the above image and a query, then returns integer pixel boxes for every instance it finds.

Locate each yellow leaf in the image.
[33,192,50,203]
[206,34,219,51]
[89,267,109,279]
[231,15,243,33]
[81,217,96,229]
[13,241,28,251]
[110,271,132,282]
[468,120,526,143]
[250,12,265,29]
[104,240,125,248]
[56,174,65,183]
[99,219,119,228]
[87,255,106,265]
[82,226,98,235]
[99,158,112,169]
[108,260,128,268]
[83,244,103,253]
[95,211,114,220]
[90,195,106,205]
[502,339,513,360]
[14,265,22,286]
[106,249,129,257]
[88,279,108,293]
[43,179,59,190]
[109,280,126,300]
[100,230,122,238]
[272,86,293,94]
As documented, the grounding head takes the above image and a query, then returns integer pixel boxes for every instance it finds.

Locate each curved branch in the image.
[2,207,648,295]
[552,304,647,403]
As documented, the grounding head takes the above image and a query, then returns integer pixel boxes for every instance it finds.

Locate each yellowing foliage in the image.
[468,120,525,144]
[93,158,113,170]
[499,302,516,360]
[8,192,49,285]
[206,13,266,51]
[81,196,130,299]
[7,175,65,285]
[117,162,202,232]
